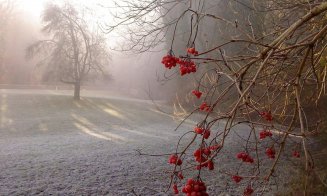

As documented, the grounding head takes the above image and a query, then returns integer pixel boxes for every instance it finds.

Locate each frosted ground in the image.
[0,89,297,195]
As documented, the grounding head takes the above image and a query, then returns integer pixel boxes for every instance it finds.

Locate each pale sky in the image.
[18,0,114,23]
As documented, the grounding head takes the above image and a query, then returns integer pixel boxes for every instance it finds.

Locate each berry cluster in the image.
[169,154,183,166]
[260,111,273,121]
[232,175,243,183]
[161,55,178,69]
[192,90,202,99]
[194,127,211,139]
[193,148,214,170]
[292,150,300,158]
[178,59,197,76]
[187,47,199,55]
[199,102,211,112]
[181,179,209,196]
[161,52,197,76]
[265,147,275,159]
[259,130,273,139]
[237,152,254,163]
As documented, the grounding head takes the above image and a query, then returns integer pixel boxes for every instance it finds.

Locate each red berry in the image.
[244,186,254,195]
[203,148,211,156]
[203,130,210,139]
[232,175,243,183]
[187,47,195,54]
[265,147,275,159]
[194,127,204,134]
[292,150,300,158]
[208,160,214,170]
[187,47,199,55]
[177,159,183,165]
[192,90,202,98]
[178,172,184,179]
[185,184,192,193]
[187,179,195,185]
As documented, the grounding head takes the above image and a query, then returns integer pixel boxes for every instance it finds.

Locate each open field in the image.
[0,89,295,195]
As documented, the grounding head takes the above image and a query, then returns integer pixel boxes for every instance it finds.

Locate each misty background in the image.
[0,0,171,100]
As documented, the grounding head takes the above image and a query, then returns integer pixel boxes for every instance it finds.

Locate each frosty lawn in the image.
[0,89,292,195]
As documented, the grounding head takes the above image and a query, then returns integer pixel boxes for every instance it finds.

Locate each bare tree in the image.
[27,3,110,100]
[106,0,327,195]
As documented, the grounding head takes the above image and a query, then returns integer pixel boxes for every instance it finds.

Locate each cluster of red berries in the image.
[193,148,214,170]
[232,175,243,183]
[244,186,254,196]
[169,154,183,165]
[179,59,197,76]
[194,127,211,139]
[192,90,202,99]
[199,102,211,112]
[292,150,300,158]
[161,52,197,76]
[265,147,275,159]
[259,130,273,139]
[237,152,254,163]
[260,111,273,121]
[161,55,178,69]
[181,179,209,196]
[187,47,199,55]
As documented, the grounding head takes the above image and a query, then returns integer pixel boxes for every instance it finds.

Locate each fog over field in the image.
[1,0,327,195]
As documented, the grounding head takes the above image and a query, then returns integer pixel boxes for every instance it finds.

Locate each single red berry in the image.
[169,154,178,164]
[178,172,184,179]
[192,90,202,98]
[187,47,195,54]
[208,160,214,170]
[187,47,199,55]
[244,186,254,195]
[194,149,201,157]
[203,130,210,139]
[194,127,204,134]
[232,175,243,183]
[177,158,183,165]
[292,150,300,158]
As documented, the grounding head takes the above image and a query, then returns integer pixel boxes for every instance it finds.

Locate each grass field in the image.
[0,89,296,195]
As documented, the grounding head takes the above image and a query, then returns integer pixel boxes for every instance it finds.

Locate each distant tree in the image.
[27,3,110,100]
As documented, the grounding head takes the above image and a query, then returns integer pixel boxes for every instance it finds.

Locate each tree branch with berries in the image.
[105,0,327,195]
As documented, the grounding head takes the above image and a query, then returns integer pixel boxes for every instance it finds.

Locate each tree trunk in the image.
[74,81,81,100]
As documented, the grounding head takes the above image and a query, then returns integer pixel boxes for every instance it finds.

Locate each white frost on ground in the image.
[0,89,294,195]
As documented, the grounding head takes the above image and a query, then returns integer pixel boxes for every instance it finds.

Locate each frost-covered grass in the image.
[0,89,292,195]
